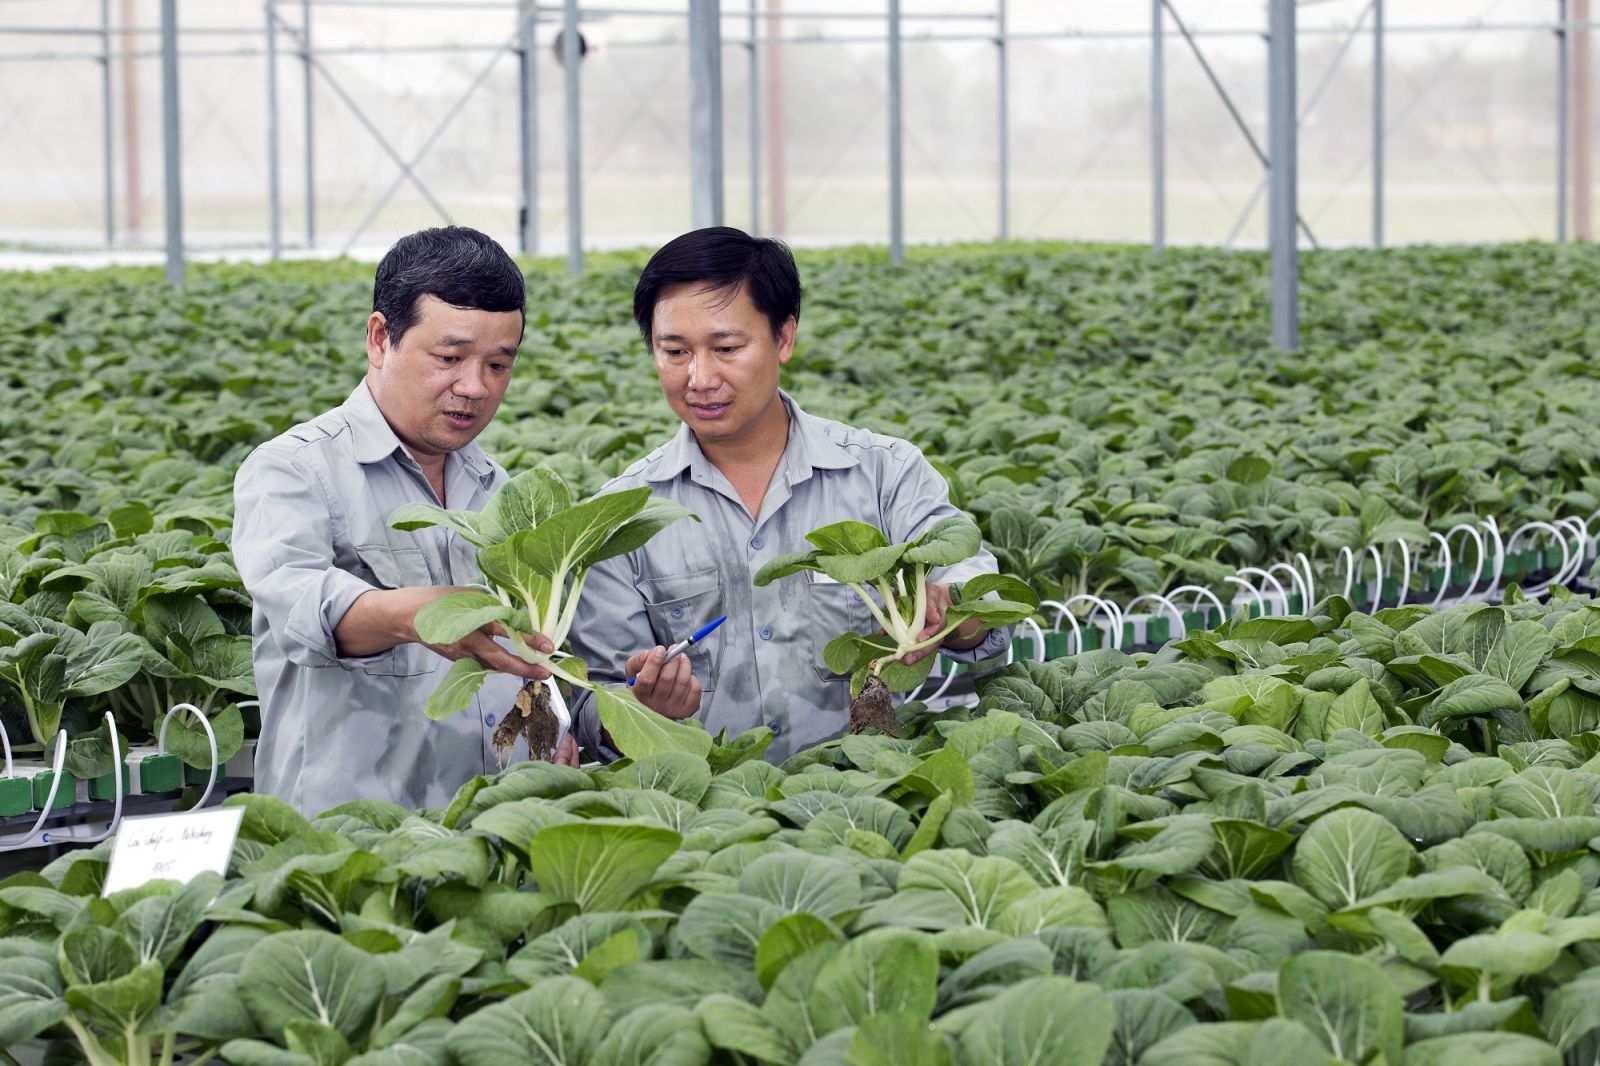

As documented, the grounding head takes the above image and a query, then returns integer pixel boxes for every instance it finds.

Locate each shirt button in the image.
[769,721,783,736]
[759,625,773,641]
[484,713,496,726]
[671,606,685,620]
[751,535,765,550]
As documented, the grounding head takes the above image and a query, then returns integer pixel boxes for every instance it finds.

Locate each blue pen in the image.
[627,614,728,686]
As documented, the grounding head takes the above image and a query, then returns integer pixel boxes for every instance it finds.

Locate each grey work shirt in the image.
[232,382,523,815]
[568,393,1009,764]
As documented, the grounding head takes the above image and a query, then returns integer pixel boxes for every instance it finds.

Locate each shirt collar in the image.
[344,381,496,487]
[644,391,858,485]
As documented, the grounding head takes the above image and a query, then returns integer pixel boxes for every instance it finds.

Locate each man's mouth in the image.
[687,401,730,420]
[442,409,479,429]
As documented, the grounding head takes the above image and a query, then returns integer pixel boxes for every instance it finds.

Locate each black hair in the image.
[372,226,526,345]
[633,226,802,343]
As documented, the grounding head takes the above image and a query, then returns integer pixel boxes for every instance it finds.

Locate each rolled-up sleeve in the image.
[882,448,1011,664]
[564,552,654,760]
[232,447,374,668]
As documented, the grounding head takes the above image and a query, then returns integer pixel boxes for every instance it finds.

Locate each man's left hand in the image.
[903,581,985,664]
[543,732,580,767]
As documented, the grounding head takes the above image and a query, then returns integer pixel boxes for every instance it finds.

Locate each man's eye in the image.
[436,355,460,365]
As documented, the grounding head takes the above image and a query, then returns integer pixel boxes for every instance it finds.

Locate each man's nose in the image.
[453,361,492,398]
[687,351,718,391]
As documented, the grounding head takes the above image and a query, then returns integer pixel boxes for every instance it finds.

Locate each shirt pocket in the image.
[349,542,435,677]
[804,572,873,683]
[639,567,724,694]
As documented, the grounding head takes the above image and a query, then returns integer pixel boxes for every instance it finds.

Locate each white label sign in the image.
[102,807,245,896]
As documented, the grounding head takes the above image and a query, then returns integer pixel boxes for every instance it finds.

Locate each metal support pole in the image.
[119,0,142,240]
[748,0,760,232]
[100,0,114,247]
[159,0,183,284]
[1559,0,1571,241]
[888,0,903,263]
[1151,0,1164,251]
[1373,0,1383,247]
[996,0,1008,241]
[301,0,315,249]
[1268,0,1296,350]
[563,0,582,273]
[1578,0,1593,240]
[266,1,282,259]
[518,0,539,254]
[689,0,725,228]
[765,0,785,235]
[1164,0,1318,247]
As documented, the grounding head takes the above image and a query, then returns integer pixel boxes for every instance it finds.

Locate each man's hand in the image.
[336,586,551,681]
[426,622,553,682]
[414,587,552,681]
[626,645,702,720]
[903,581,985,665]
[544,732,580,767]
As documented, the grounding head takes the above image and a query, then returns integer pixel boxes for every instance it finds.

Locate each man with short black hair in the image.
[568,226,1009,762]
[234,226,574,814]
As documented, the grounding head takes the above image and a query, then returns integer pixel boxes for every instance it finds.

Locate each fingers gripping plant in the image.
[391,469,707,762]
[753,518,1038,735]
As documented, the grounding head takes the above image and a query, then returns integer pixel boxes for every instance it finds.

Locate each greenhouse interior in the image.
[5,1,1600,1063]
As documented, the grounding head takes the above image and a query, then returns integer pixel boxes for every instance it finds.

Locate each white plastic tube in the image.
[0,729,69,852]
[159,703,220,810]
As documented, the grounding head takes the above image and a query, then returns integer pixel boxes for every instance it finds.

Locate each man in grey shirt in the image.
[233,227,578,814]
[569,227,1009,763]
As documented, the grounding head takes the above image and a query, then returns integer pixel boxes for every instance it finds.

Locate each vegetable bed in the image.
[5,588,1600,1063]
[6,241,1600,776]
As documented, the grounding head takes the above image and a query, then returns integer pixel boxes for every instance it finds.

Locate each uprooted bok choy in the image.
[754,517,1038,735]
[391,469,709,760]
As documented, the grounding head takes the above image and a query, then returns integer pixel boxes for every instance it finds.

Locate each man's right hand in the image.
[337,586,551,681]
[625,645,701,720]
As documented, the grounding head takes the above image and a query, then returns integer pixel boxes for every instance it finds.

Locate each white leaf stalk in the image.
[853,562,966,677]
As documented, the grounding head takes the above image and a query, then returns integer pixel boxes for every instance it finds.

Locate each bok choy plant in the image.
[391,469,708,761]
[753,517,1038,734]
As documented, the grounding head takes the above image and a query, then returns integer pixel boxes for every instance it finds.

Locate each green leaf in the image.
[591,1002,712,1066]
[0,955,67,1046]
[753,549,823,586]
[1403,1033,1561,1066]
[1276,951,1403,1066]
[739,850,863,919]
[903,518,984,567]
[591,496,698,566]
[1482,619,1555,691]
[1291,808,1413,909]
[591,684,713,759]
[851,1012,953,1066]
[525,819,680,912]
[809,927,938,1033]
[1418,674,1523,728]
[817,544,910,585]
[423,658,491,721]
[755,913,841,991]
[806,521,890,556]
[413,590,518,645]
[239,930,388,1043]
[1323,679,1384,738]
[953,975,1113,1066]
[446,976,610,1066]
[390,501,487,546]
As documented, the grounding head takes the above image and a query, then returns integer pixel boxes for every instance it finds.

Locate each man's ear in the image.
[776,316,798,365]
[366,312,390,370]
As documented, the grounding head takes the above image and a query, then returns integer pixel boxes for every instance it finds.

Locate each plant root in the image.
[494,680,562,767]
[847,675,899,738]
